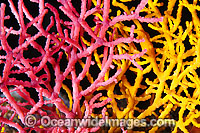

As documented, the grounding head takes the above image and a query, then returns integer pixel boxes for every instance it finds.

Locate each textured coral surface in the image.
[0,0,200,132]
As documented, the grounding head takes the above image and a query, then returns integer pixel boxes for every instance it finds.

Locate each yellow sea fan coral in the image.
[86,0,200,132]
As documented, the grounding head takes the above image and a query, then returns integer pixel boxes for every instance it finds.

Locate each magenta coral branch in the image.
[103,0,110,22]
[84,6,101,19]
[71,69,81,115]
[135,0,148,15]
[7,0,20,25]
[0,117,25,132]
[96,68,122,86]
[0,4,12,53]
[79,47,114,97]
[76,56,92,82]
[80,0,87,19]
[45,3,64,37]
[110,13,162,26]
[78,18,98,39]
[1,86,25,123]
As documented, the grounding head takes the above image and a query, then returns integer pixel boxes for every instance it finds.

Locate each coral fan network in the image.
[0,0,200,132]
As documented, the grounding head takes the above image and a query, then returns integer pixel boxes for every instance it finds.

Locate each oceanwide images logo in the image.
[25,115,176,129]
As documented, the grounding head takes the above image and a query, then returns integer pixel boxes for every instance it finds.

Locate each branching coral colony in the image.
[0,0,200,132]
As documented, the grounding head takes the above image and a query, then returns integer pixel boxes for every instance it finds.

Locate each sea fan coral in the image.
[0,0,199,133]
